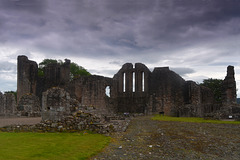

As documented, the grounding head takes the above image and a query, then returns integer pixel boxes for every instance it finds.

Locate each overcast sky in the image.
[0,0,240,97]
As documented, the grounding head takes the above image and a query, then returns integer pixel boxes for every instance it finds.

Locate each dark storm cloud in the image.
[0,0,240,61]
[0,0,47,13]
[0,0,240,94]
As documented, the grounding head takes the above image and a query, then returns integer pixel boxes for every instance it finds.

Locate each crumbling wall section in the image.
[43,59,71,91]
[0,92,16,116]
[17,94,41,117]
[42,87,81,121]
[67,75,114,114]
[220,65,238,118]
[150,67,186,116]
[222,65,237,104]
[17,55,38,103]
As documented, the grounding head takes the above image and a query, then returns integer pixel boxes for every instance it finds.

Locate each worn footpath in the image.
[91,116,240,160]
[0,117,41,128]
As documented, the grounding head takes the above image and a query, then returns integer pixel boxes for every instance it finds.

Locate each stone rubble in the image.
[0,109,131,134]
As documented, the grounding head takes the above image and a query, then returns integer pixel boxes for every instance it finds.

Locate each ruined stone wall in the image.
[0,92,16,116]
[17,94,41,117]
[150,67,186,116]
[43,59,71,90]
[67,75,114,114]
[179,82,216,117]
[0,92,4,114]
[17,55,38,103]
[42,87,81,121]
[112,63,151,113]
[222,65,237,104]
[16,55,237,118]
[17,55,71,106]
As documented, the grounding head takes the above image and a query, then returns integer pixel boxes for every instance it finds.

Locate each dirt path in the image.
[0,117,41,127]
[91,116,240,160]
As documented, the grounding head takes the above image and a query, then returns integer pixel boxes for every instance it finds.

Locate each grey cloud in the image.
[109,61,122,66]
[89,69,118,77]
[170,67,195,76]
[0,0,240,92]
[0,61,17,72]
[1,0,240,60]
[209,62,239,67]
[0,0,47,14]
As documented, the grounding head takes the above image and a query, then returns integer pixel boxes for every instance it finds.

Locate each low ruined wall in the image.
[0,92,16,116]
[0,110,131,134]
[67,75,113,114]
[17,94,41,117]
[41,87,81,121]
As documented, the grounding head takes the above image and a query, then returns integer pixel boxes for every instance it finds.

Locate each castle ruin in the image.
[0,55,239,119]
[9,55,237,119]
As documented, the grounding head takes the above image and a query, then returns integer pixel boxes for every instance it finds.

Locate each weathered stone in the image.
[222,66,237,104]
[0,92,17,116]
[17,94,41,117]
[14,56,239,120]
[17,55,38,103]
[41,87,81,121]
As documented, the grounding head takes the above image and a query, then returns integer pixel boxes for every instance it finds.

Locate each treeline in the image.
[38,58,91,79]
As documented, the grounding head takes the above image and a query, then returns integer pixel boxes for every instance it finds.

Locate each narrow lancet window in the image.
[123,72,126,92]
[132,72,135,92]
[142,72,145,92]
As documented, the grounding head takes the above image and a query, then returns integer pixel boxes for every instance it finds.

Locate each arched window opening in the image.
[132,72,135,92]
[105,86,111,97]
[142,72,145,92]
[123,72,126,92]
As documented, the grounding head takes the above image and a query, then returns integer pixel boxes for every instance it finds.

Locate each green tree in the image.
[38,59,59,77]
[38,59,91,78]
[200,78,223,102]
[70,62,91,79]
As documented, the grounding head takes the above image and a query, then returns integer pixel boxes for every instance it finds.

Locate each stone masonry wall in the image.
[17,55,38,103]
[150,67,186,116]
[67,75,114,114]
[222,65,237,104]
[15,55,238,119]
[42,87,81,121]
[17,94,41,117]
[112,63,151,114]
[0,92,16,116]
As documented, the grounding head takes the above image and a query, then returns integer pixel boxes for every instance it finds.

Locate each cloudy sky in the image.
[0,0,240,97]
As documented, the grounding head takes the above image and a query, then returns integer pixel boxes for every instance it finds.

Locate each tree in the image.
[200,78,223,102]
[38,59,91,78]
[38,59,58,77]
[70,62,91,79]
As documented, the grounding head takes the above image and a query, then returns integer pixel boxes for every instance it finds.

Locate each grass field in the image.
[152,115,240,124]
[0,132,110,160]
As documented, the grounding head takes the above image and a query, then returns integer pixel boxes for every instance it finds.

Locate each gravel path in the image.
[91,116,240,160]
[0,117,41,127]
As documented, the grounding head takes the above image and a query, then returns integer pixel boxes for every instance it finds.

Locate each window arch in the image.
[123,72,126,92]
[132,72,135,92]
[142,72,145,92]
[105,86,111,97]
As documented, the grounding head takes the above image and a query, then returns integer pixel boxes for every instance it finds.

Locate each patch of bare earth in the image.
[91,116,240,160]
[0,117,41,127]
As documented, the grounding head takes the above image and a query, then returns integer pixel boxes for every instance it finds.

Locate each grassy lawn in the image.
[0,132,110,160]
[152,115,240,124]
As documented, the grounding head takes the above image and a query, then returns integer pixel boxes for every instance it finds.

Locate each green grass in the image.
[0,132,110,160]
[152,115,240,124]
